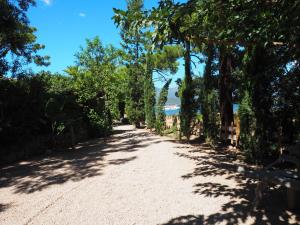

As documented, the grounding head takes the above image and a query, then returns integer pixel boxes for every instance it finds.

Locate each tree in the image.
[219,46,234,141]
[113,0,146,128]
[144,45,181,129]
[144,54,156,129]
[66,37,124,136]
[43,73,81,148]
[0,0,49,76]
[150,0,196,140]
[156,79,172,135]
[200,44,220,143]
[149,0,300,158]
[179,40,196,141]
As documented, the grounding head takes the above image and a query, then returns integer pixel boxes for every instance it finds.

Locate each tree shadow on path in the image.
[0,203,11,213]
[162,143,300,225]
[0,126,161,194]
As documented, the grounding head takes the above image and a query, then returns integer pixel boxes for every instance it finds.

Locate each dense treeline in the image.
[147,0,300,162]
[115,0,300,162]
[0,1,127,162]
[0,37,126,163]
[113,0,181,128]
[1,0,300,164]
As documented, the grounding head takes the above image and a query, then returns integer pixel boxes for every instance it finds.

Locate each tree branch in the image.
[153,68,168,82]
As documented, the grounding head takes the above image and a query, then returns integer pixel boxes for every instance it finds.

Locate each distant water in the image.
[165,108,180,116]
[233,104,239,112]
[165,104,239,116]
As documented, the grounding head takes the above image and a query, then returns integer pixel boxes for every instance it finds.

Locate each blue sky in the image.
[28,0,202,87]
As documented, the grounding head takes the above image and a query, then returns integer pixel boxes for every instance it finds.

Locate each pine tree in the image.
[113,0,146,127]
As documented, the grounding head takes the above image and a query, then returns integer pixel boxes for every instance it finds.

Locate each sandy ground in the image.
[0,125,299,225]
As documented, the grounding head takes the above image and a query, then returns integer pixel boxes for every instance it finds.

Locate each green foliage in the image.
[2,0,300,166]
[237,45,285,162]
[156,79,171,135]
[114,1,182,128]
[202,90,220,144]
[238,90,256,161]
[150,45,182,74]
[113,0,146,127]
[144,45,181,129]
[179,42,196,141]
[276,64,300,144]
[199,44,220,144]
[0,75,48,146]
[144,56,156,129]
[150,2,197,140]
[44,77,80,137]
[124,64,145,127]
[110,66,127,119]
[0,73,81,157]
[86,108,112,137]
[150,0,300,162]
[0,69,115,162]
[113,0,146,63]
[0,0,49,76]
[0,36,125,162]
[66,37,125,134]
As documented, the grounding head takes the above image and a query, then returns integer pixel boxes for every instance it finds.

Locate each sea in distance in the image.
[164,104,239,116]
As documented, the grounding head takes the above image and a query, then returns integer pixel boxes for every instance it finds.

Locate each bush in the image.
[86,109,112,137]
[0,72,114,164]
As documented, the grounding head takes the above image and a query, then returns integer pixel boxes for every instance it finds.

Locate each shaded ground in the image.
[0,125,299,225]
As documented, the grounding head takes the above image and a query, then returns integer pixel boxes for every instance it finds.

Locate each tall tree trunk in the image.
[219,46,234,142]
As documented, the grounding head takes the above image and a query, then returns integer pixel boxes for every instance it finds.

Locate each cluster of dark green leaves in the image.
[66,37,127,136]
[199,44,219,144]
[0,36,127,161]
[0,0,49,76]
[144,54,156,129]
[0,73,85,161]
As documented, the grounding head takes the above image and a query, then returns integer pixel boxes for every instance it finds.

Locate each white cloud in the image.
[79,12,86,17]
[43,0,52,5]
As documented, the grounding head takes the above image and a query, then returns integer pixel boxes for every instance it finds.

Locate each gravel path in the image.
[0,125,299,225]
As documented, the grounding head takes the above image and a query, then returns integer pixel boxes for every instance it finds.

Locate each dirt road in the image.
[0,125,298,225]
